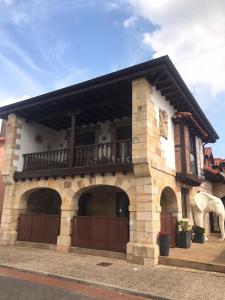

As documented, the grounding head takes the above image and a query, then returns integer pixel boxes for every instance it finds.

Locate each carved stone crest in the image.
[159,109,168,139]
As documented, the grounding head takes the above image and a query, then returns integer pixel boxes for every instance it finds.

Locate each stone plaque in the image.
[159,109,168,139]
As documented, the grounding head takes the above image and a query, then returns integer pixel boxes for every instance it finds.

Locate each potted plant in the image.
[192,225,205,243]
[177,220,191,248]
[158,232,170,256]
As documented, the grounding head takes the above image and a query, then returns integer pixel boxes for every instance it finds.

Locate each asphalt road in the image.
[0,268,149,300]
[0,274,93,300]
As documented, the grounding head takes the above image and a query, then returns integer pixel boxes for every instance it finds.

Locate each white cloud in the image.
[123,16,137,28]
[0,54,46,99]
[54,67,90,90]
[104,1,120,11]
[0,95,30,107]
[122,0,225,97]
[1,0,14,5]
[0,30,41,72]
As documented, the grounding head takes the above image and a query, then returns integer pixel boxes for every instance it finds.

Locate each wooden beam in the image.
[161,91,180,98]
[156,80,172,90]
[2,65,161,114]
[26,95,129,123]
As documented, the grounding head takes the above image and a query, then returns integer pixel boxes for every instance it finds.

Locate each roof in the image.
[173,112,208,140]
[214,158,225,165]
[0,55,219,142]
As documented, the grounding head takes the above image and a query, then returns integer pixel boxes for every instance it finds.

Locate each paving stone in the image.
[0,245,225,299]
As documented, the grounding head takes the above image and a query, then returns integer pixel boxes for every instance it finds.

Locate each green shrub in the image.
[177,220,191,232]
[192,225,205,234]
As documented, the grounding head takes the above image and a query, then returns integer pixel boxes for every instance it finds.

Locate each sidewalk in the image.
[0,245,225,300]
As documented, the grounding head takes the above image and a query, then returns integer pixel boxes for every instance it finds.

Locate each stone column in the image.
[0,114,22,245]
[56,202,77,253]
[132,78,161,265]
[126,204,136,262]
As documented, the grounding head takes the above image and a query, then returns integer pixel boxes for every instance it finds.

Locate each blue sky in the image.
[0,0,225,157]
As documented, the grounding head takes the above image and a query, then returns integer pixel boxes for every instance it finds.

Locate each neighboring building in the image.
[0,56,220,265]
[203,147,225,233]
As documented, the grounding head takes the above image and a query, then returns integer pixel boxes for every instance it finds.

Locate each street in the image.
[0,267,149,300]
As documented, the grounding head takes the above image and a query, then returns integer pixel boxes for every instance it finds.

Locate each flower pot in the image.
[193,233,205,243]
[177,231,191,248]
[159,235,169,256]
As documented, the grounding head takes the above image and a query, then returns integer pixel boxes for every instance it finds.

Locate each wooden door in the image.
[160,212,177,247]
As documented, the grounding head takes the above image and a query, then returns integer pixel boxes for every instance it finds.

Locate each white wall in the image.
[18,120,67,171]
[196,136,204,177]
[151,86,176,170]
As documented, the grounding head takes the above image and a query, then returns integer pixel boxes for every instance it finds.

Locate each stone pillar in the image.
[133,181,160,265]
[132,78,161,265]
[56,202,77,253]
[0,114,22,245]
[126,204,136,262]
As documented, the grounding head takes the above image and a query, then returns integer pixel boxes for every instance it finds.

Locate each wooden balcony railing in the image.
[22,139,132,172]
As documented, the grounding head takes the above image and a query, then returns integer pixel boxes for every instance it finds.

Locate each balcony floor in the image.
[14,163,133,181]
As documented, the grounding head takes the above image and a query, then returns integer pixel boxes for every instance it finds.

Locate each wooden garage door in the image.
[161,212,177,247]
[71,216,128,253]
[17,214,60,245]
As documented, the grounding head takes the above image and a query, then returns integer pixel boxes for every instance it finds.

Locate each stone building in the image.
[0,56,220,265]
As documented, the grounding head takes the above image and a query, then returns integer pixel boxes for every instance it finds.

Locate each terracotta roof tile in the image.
[173,112,208,139]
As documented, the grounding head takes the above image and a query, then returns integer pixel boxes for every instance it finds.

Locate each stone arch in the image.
[72,180,134,211]
[160,186,178,215]
[27,188,61,215]
[66,175,136,211]
[70,183,131,253]
[16,184,63,211]
[16,187,62,245]
[74,185,130,216]
[160,186,178,248]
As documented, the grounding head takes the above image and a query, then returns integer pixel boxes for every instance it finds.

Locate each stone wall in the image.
[0,78,213,266]
[0,173,136,252]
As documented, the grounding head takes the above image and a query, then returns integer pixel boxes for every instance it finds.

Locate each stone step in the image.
[159,256,225,273]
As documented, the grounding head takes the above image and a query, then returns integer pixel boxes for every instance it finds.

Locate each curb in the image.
[0,263,174,300]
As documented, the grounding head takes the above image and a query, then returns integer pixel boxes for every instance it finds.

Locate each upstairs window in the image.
[181,188,188,218]
[189,133,197,174]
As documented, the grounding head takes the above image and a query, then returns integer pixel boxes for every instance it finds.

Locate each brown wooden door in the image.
[71,216,128,253]
[161,212,177,247]
[17,214,60,245]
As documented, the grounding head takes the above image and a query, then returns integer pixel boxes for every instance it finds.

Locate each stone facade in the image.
[0,78,217,265]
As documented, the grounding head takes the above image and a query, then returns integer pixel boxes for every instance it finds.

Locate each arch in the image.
[19,187,62,214]
[76,185,130,217]
[15,181,63,211]
[160,186,178,214]
[26,188,61,215]
[72,177,135,211]
[160,186,178,248]
[17,187,62,245]
[71,184,130,253]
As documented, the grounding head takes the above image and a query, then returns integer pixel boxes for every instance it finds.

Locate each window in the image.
[189,133,197,174]
[181,188,188,218]
[75,132,95,146]
[116,126,131,141]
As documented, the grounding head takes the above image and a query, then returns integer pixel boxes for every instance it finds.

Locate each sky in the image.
[0,0,225,156]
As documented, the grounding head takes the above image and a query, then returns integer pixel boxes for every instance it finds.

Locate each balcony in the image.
[14,139,133,180]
